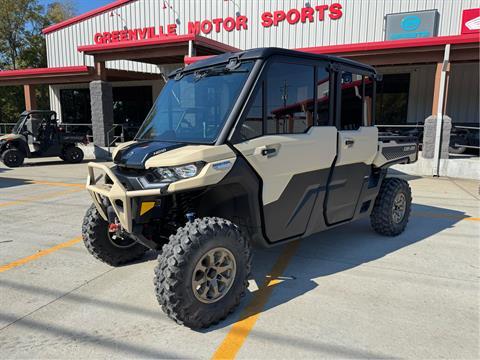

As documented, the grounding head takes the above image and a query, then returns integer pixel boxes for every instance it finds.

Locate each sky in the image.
[39,0,114,15]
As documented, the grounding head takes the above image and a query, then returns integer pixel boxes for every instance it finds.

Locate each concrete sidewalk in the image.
[0,159,478,359]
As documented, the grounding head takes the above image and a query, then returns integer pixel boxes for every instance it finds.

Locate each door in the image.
[233,61,337,242]
[325,71,378,224]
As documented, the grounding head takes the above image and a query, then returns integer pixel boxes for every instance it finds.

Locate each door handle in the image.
[344,138,355,147]
[261,148,277,156]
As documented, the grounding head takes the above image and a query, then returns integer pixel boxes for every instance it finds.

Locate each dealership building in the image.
[0,0,478,165]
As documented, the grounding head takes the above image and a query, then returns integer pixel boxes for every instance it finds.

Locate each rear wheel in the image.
[370,178,412,236]
[1,148,25,168]
[154,217,251,328]
[82,204,147,266]
[63,146,84,163]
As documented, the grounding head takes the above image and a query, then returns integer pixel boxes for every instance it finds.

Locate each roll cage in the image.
[172,48,379,146]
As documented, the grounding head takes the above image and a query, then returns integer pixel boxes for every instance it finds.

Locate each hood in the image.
[114,140,185,169]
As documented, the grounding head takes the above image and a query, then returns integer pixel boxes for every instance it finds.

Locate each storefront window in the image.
[113,86,152,140]
[60,89,91,124]
[375,73,410,125]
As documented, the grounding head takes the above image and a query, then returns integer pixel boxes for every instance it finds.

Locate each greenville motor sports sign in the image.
[93,2,343,44]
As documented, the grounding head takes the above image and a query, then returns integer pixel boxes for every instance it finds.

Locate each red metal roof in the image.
[184,33,480,65]
[297,33,480,54]
[78,34,240,54]
[42,0,135,35]
[184,55,214,65]
[0,66,90,79]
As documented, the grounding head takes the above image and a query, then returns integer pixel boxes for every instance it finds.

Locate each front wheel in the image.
[370,178,412,236]
[1,148,25,168]
[154,217,251,328]
[82,204,147,266]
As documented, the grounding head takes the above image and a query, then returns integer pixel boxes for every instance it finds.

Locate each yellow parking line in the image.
[211,209,478,359]
[0,237,82,273]
[212,241,300,360]
[30,180,85,188]
[0,188,83,208]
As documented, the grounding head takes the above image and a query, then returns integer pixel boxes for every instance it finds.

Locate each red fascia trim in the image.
[298,34,480,54]
[183,34,480,66]
[77,34,239,54]
[78,34,196,53]
[42,0,134,35]
[193,37,240,53]
[0,66,90,78]
[184,55,214,65]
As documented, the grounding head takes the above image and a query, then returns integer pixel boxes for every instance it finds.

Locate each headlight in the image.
[172,164,199,178]
[139,162,205,189]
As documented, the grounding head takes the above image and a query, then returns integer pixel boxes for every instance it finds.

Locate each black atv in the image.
[0,110,87,168]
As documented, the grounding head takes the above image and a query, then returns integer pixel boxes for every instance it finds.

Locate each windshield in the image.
[136,61,254,143]
[11,115,26,134]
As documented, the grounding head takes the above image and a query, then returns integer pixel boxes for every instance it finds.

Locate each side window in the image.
[339,72,365,130]
[266,63,314,134]
[316,66,330,126]
[237,85,263,141]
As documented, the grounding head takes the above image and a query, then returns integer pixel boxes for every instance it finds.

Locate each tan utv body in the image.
[0,110,86,167]
[82,48,418,329]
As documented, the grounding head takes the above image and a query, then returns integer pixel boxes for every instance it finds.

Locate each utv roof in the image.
[180,47,377,75]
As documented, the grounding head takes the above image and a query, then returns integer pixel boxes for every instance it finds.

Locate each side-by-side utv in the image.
[82,48,418,328]
[0,110,86,167]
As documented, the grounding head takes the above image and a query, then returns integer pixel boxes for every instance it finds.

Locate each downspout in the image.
[432,44,450,177]
[188,40,195,57]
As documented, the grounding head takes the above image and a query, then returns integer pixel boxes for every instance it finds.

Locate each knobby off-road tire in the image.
[2,148,25,167]
[370,177,412,236]
[154,217,252,329]
[82,204,147,266]
[63,146,84,163]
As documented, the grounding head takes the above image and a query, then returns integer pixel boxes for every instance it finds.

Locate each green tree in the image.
[0,0,76,123]
[0,0,41,70]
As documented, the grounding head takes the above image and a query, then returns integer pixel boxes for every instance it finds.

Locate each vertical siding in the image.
[46,0,480,70]
[447,63,480,123]
[49,86,61,117]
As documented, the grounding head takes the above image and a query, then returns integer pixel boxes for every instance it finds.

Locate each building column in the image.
[24,84,37,111]
[89,80,114,156]
[422,45,452,176]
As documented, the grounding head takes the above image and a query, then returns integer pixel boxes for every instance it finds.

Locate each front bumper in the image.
[86,162,165,233]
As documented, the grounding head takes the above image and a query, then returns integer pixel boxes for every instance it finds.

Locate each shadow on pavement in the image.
[0,312,181,358]
[0,202,468,351]
[205,202,466,332]
[0,177,31,189]
[0,278,162,321]
[387,168,422,181]
[23,159,90,167]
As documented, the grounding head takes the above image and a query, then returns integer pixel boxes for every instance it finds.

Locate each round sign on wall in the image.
[400,15,421,31]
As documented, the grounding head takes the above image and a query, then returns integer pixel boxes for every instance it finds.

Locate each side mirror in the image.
[342,72,353,83]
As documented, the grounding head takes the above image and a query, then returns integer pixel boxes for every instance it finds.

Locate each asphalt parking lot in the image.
[0,157,478,359]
